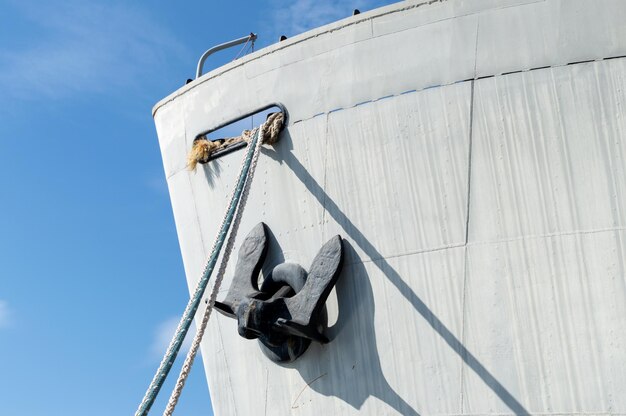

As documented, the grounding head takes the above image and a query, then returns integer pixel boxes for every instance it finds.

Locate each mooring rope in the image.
[135,113,283,416]
[163,118,268,416]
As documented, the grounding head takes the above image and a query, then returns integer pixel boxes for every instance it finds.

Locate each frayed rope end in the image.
[187,138,220,171]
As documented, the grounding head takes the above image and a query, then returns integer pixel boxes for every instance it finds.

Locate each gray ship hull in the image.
[153,0,626,414]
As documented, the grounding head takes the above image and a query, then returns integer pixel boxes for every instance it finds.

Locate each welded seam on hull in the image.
[351,226,626,267]
[164,55,626,180]
[284,55,626,126]
[459,78,476,414]
[153,0,452,116]
[263,368,269,416]
[459,20,481,411]
[155,0,558,116]
[367,0,545,42]
[320,113,331,243]
[186,173,208,256]
[470,226,626,247]
[351,242,466,266]
[214,315,239,415]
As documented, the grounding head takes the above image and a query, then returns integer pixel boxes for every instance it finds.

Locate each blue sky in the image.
[0,1,394,414]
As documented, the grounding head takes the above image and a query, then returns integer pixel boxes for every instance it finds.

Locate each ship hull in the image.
[153,1,626,414]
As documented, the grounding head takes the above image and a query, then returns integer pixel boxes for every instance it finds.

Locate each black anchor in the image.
[214,223,344,362]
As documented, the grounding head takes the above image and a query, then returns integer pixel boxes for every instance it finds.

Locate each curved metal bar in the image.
[194,102,288,162]
[196,33,257,79]
[198,102,288,138]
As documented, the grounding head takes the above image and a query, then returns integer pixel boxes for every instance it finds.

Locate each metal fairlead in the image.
[214,223,344,362]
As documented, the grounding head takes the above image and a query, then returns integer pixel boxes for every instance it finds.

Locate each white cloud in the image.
[151,316,196,360]
[0,300,12,329]
[268,0,376,38]
[0,1,187,100]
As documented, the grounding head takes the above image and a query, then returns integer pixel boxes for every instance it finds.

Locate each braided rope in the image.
[162,119,268,416]
[135,128,262,416]
[136,112,284,416]
[260,112,284,145]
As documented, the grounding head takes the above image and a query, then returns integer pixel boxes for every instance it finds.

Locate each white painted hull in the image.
[153,0,626,414]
